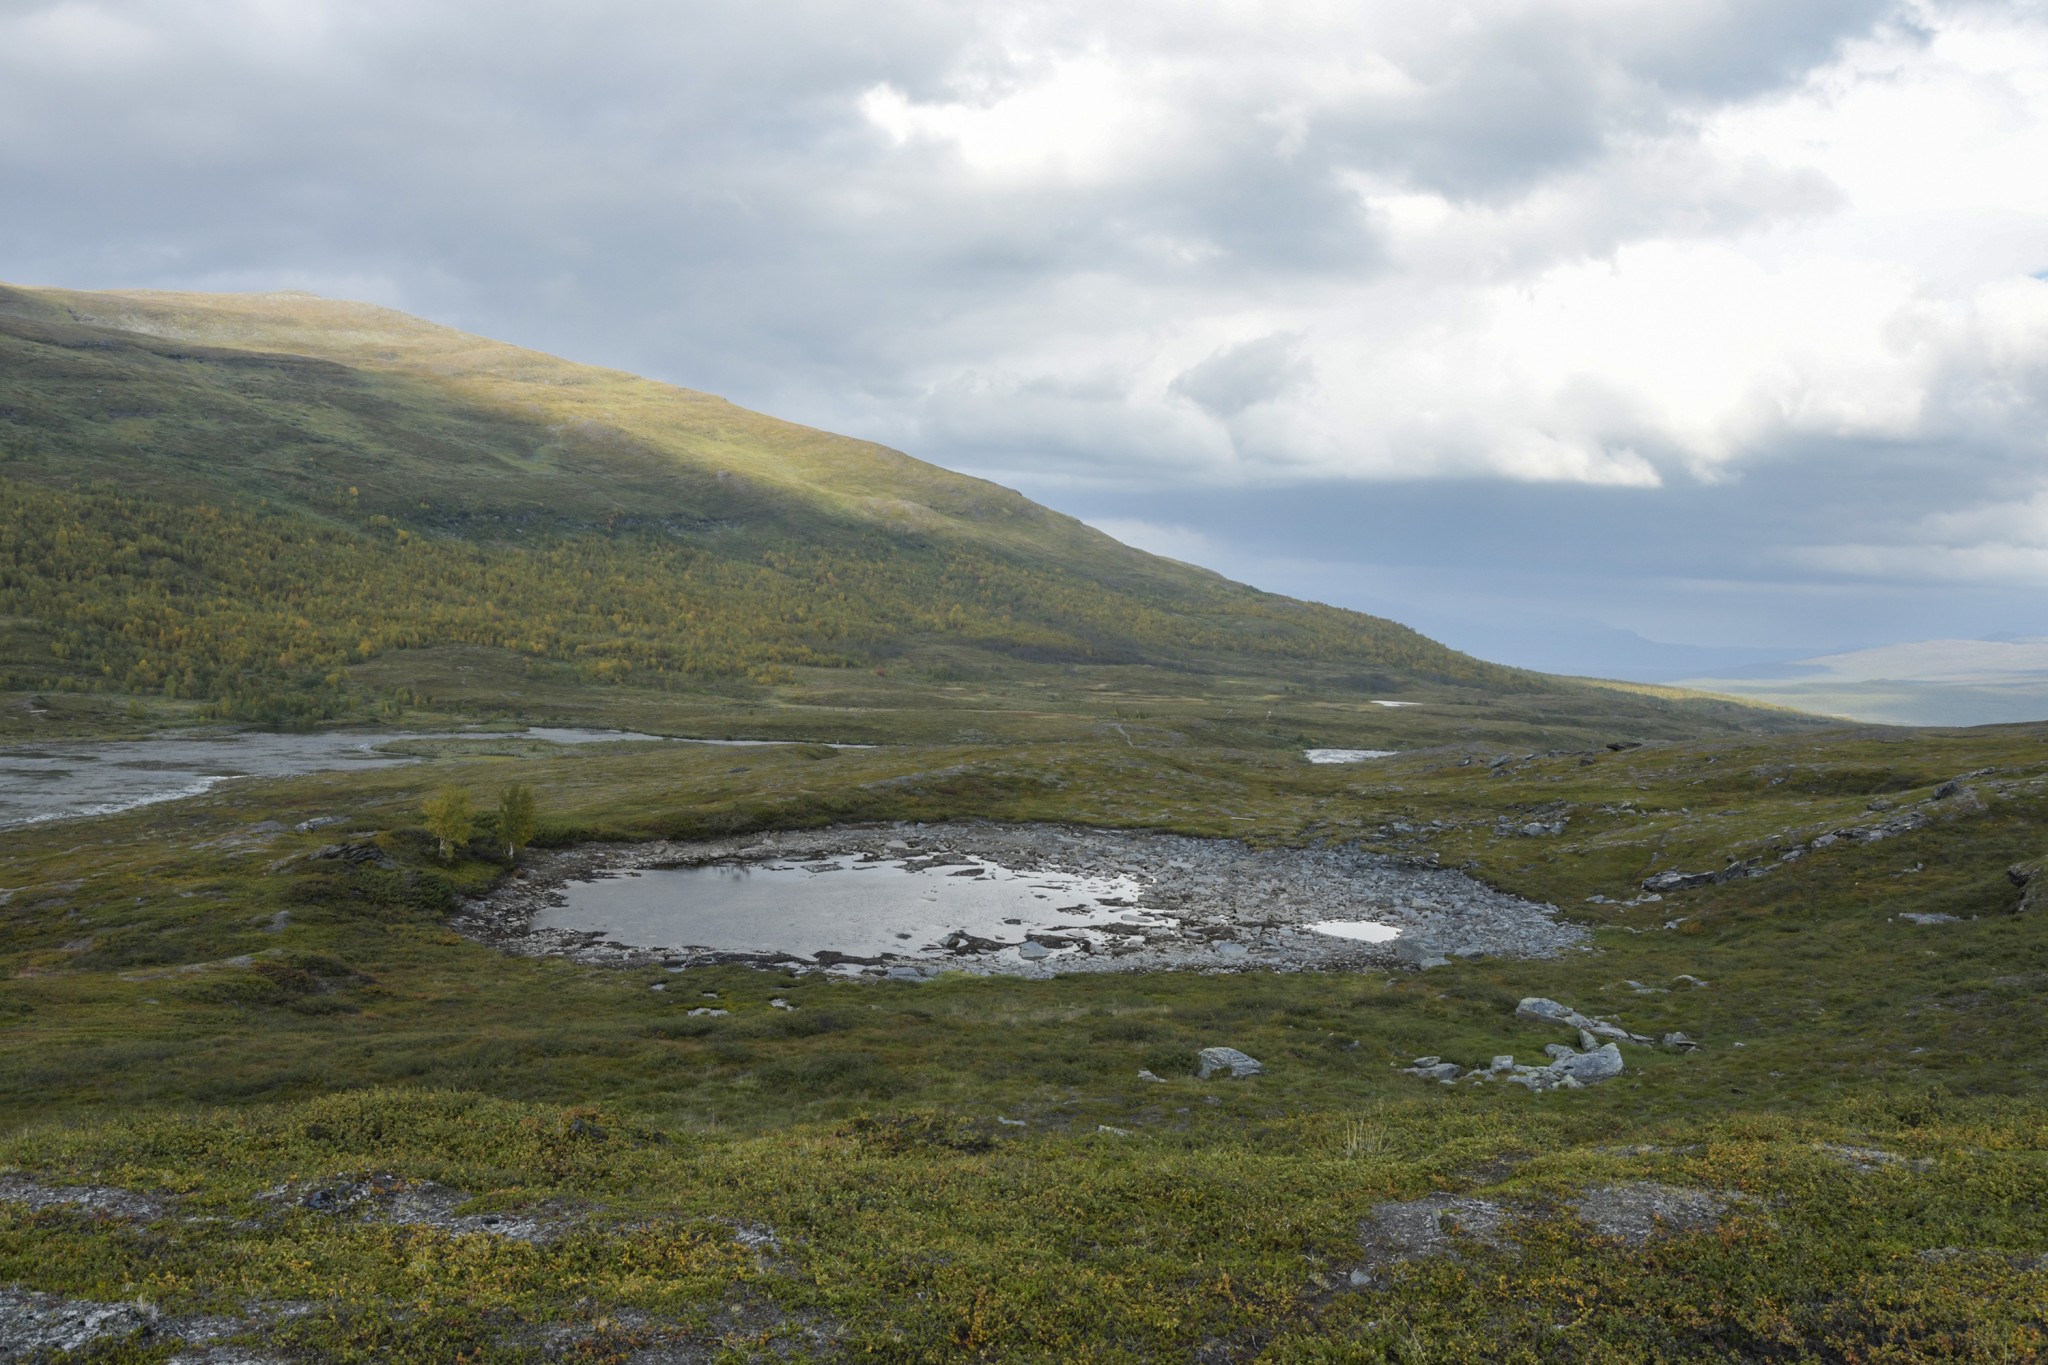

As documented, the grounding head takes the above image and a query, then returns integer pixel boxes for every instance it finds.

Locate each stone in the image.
[1543,1043,1576,1061]
[1490,1055,1515,1071]
[1554,1043,1625,1083]
[2009,858,2044,913]
[1569,1181,1735,1246]
[1660,1032,1700,1052]
[1136,1069,1163,1082]
[1673,974,1709,988]
[1577,1028,1600,1051]
[1641,869,1717,893]
[0,1287,158,1359]
[1517,996,1638,1044]
[0,1175,166,1221]
[1516,997,1583,1027]
[769,998,794,1009]
[1899,912,1958,925]
[1404,1062,1462,1081]
[687,1007,728,1018]
[1359,1194,1512,1263]
[1016,941,1051,961]
[1197,1046,1264,1079]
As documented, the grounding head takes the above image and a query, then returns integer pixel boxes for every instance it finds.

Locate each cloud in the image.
[3,0,2047,665]
[1170,334,1311,418]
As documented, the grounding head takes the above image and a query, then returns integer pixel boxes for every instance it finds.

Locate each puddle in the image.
[503,727,670,744]
[1306,920,1403,943]
[2,727,688,830]
[1305,749,1398,764]
[540,855,1160,964]
[465,822,1587,977]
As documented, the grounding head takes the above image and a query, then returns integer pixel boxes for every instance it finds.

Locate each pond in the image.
[466,822,1590,977]
[538,854,1165,967]
[0,726,669,830]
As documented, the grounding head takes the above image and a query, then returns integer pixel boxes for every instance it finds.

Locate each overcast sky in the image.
[5,0,2048,678]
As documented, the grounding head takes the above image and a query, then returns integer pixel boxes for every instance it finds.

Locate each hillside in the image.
[6,288,2046,1362]
[0,284,1805,745]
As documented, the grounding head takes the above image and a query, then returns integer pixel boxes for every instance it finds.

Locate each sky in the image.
[4,0,2048,681]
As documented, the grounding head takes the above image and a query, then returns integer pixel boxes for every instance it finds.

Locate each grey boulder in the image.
[1553,1043,1625,1083]
[1197,1046,1264,1079]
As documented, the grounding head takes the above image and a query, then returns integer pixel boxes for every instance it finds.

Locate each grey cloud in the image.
[0,0,2036,677]
[1170,334,1311,418]
[1296,0,1904,201]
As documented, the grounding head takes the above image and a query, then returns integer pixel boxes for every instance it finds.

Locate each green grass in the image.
[4,718,2046,1359]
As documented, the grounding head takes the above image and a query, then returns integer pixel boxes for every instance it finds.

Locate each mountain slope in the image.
[0,284,1808,741]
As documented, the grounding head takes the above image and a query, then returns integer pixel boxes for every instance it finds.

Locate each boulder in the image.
[1505,1043,1625,1092]
[1516,997,1585,1028]
[2009,859,2044,914]
[1197,1046,1264,1079]
[1641,869,1717,893]
[1517,996,1638,1044]
[1553,1043,1625,1083]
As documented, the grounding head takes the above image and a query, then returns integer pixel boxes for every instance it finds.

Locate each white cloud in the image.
[5,0,2048,635]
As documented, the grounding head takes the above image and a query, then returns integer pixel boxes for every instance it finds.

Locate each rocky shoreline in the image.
[453,821,1590,978]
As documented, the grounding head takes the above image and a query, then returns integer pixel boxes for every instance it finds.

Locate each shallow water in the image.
[537,854,1162,964]
[0,727,663,830]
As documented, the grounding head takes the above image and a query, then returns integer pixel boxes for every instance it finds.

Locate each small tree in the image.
[423,786,473,862]
[498,781,537,862]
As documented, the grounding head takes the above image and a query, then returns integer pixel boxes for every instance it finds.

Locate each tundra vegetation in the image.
[0,288,2042,1362]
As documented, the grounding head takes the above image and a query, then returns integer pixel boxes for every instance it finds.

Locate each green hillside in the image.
[7,286,2047,1361]
[0,284,1801,744]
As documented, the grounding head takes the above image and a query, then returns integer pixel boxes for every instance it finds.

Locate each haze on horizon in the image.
[5,0,2048,710]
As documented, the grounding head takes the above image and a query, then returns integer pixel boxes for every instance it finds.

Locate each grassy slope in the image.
[2,723,2044,1359]
[0,283,1806,747]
